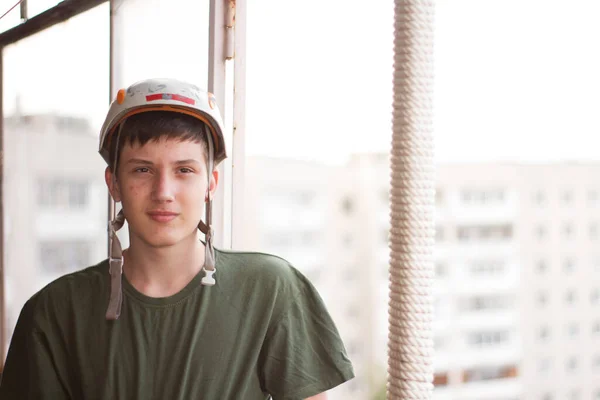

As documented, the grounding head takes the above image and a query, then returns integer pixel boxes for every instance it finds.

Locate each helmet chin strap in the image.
[106,210,126,320]
[105,122,217,321]
[106,122,126,320]
[199,124,216,286]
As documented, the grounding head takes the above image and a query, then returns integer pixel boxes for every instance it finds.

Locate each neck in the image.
[123,230,206,298]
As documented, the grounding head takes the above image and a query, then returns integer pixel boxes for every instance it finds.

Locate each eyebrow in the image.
[125,158,202,166]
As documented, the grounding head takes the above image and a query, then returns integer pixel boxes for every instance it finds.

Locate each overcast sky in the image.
[1,0,599,164]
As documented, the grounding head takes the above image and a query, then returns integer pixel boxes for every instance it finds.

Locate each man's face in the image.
[105,136,218,248]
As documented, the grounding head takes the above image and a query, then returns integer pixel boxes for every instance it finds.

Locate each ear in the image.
[207,168,219,201]
[105,166,122,202]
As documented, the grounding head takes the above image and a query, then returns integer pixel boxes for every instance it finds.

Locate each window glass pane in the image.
[108,0,211,248]
[2,3,109,354]
[112,0,210,89]
[0,2,22,34]
[26,0,61,18]
[242,1,393,398]
[434,1,600,400]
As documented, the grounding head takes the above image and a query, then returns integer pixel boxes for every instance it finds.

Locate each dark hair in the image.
[108,111,209,172]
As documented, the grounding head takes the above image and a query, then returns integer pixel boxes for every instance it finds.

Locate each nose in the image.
[151,172,175,202]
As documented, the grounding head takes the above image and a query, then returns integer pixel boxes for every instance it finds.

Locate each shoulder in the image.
[214,248,318,320]
[215,248,311,295]
[19,260,109,327]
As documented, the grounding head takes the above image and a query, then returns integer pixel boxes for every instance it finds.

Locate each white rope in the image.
[388,0,435,398]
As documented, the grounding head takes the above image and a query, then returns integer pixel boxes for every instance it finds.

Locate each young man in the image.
[0,79,354,399]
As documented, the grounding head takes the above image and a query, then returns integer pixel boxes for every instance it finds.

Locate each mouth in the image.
[147,211,179,223]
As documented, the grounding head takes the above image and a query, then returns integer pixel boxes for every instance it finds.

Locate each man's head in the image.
[105,111,219,248]
[101,79,225,319]
[99,78,226,250]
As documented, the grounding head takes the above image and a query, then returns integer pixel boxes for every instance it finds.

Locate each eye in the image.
[134,167,149,173]
[179,167,194,173]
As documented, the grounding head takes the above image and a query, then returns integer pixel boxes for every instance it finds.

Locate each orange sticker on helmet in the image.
[116,89,126,104]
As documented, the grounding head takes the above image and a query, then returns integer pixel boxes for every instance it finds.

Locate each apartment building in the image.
[3,113,107,350]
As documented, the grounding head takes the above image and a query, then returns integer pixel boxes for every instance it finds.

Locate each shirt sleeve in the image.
[259,282,355,400]
[0,298,70,400]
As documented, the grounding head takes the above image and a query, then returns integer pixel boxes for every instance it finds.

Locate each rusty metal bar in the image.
[208,0,229,248]
[107,0,117,254]
[230,0,245,249]
[0,46,6,370]
[19,0,28,21]
[0,0,107,48]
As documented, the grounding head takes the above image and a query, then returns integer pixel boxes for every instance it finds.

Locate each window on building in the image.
[536,225,547,240]
[467,330,510,347]
[568,323,579,338]
[537,292,548,307]
[435,262,447,278]
[39,241,91,275]
[537,259,548,274]
[593,355,600,370]
[538,358,551,373]
[591,289,600,305]
[591,223,599,239]
[435,189,444,206]
[296,191,314,207]
[343,233,354,248]
[538,326,550,340]
[562,223,574,239]
[435,225,444,242]
[563,258,575,273]
[38,178,89,209]
[562,190,574,205]
[566,290,576,305]
[534,190,546,206]
[462,295,512,312]
[592,321,600,335]
[341,196,354,215]
[568,389,580,400]
[462,364,517,382]
[460,189,506,205]
[433,372,448,386]
[434,336,446,351]
[589,190,599,206]
[457,224,513,242]
[566,356,578,372]
[469,259,506,276]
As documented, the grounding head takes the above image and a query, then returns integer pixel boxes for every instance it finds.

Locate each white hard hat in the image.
[99,78,227,165]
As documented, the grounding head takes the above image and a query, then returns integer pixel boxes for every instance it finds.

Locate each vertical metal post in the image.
[230,0,245,249]
[208,0,230,249]
[20,0,28,21]
[0,46,6,368]
[107,0,116,253]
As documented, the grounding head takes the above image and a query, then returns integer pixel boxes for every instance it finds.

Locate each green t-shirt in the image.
[0,249,354,400]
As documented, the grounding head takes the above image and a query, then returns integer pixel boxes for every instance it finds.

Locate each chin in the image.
[139,228,199,248]
[144,237,182,248]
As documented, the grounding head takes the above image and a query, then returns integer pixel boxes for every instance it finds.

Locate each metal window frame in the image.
[231,0,246,249]
[0,44,5,369]
[0,0,110,369]
[0,0,244,367]
[209,0,246,249]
